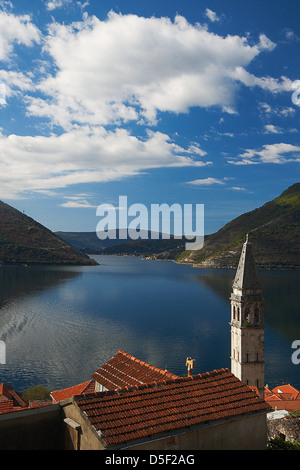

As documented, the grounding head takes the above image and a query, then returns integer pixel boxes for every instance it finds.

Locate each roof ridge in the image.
[74,367,271,447]
[51,379,92,394]
[76,368,233,401]
[117,350,178,377]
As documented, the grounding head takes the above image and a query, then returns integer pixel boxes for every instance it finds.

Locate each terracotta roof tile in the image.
[50,380,95,402]
[0,382,27,408]
[264,384,300,411]
[271,384,300,399]
[265,400,300,412]
[91,350,179,391]
[0,400,15,413]
[75,368,271,447]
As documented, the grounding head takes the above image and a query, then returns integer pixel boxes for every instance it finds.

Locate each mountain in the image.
[177,183,300,269]
[56,229,186,258]
[101,236,186,257]
[0,201,98,266]
[55,229,140,252]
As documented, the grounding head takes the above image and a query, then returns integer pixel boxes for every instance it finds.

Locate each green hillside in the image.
[0,201,98,266]
[177,183,300,269]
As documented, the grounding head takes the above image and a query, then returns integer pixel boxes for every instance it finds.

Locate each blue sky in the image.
[0,0,299,235]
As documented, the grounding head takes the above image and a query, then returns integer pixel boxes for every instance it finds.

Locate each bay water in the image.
[0,255,299,393]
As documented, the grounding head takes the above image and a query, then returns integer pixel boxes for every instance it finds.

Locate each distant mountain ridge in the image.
[56,183,300,268]
[178,182,300,269]
[0,201,97,266]
[56,229,186,258]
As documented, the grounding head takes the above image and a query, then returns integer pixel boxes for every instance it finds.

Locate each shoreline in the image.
[91,253,300,271]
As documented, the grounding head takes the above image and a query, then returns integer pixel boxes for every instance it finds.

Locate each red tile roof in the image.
[0,400,15,414]
[270,384,300,400]
[0,383,27,409]
[265,400,300,413]
[91,350,179,391]
[74,368,271,448]
[50,380,95,403]
[264,384,300,412]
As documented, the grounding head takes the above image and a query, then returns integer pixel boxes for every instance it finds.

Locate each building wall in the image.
[126,413,268,451]
[61,400,105,450]
[62,399,268,451]
[0,404,63,450]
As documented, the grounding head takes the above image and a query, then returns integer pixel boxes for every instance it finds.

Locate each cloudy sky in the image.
[0,0,299,235]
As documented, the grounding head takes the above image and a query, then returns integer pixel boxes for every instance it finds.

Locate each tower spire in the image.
[233,234,261,291]
[230,235,265,397]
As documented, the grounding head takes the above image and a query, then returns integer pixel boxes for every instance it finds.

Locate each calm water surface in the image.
[0,255,299,392]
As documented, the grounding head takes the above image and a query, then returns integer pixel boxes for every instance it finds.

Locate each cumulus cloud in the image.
[229,143,300,165]
[25,12,288,131]
[0,10,296,199]
[0,127,206,199]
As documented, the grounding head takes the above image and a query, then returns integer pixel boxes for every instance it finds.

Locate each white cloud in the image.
[46,0,88,10]
[24,12,288,131]
[46,0,72,10]
[0,127,206,199]
[229,143,300,165]
[259,102,296,118]
[0,70,34,99]
[264,124,283,134]
[0,81,6,105]
[0,11,296,199]
[187,177,226,186]
[0,1,13,10]
[257,33,276,51]
[280,107,296,117]
[230,67,292,93]
[0,10,40,61]
[60,196,97,208]
[283,28,299,42]
[205,9,220,22]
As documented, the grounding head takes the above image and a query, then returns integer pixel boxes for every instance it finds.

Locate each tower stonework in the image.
[230,235,265,397]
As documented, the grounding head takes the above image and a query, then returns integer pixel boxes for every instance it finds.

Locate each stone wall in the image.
[267,415,300,443]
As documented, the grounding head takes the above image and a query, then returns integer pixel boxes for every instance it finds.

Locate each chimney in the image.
[186,357,195,377]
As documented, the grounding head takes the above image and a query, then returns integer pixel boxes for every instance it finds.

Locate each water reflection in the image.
[0,266,81,307]
[0,256,299,392]
[196,268,300,389]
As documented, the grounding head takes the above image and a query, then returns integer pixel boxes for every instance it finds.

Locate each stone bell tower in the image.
[230,235,265,397]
